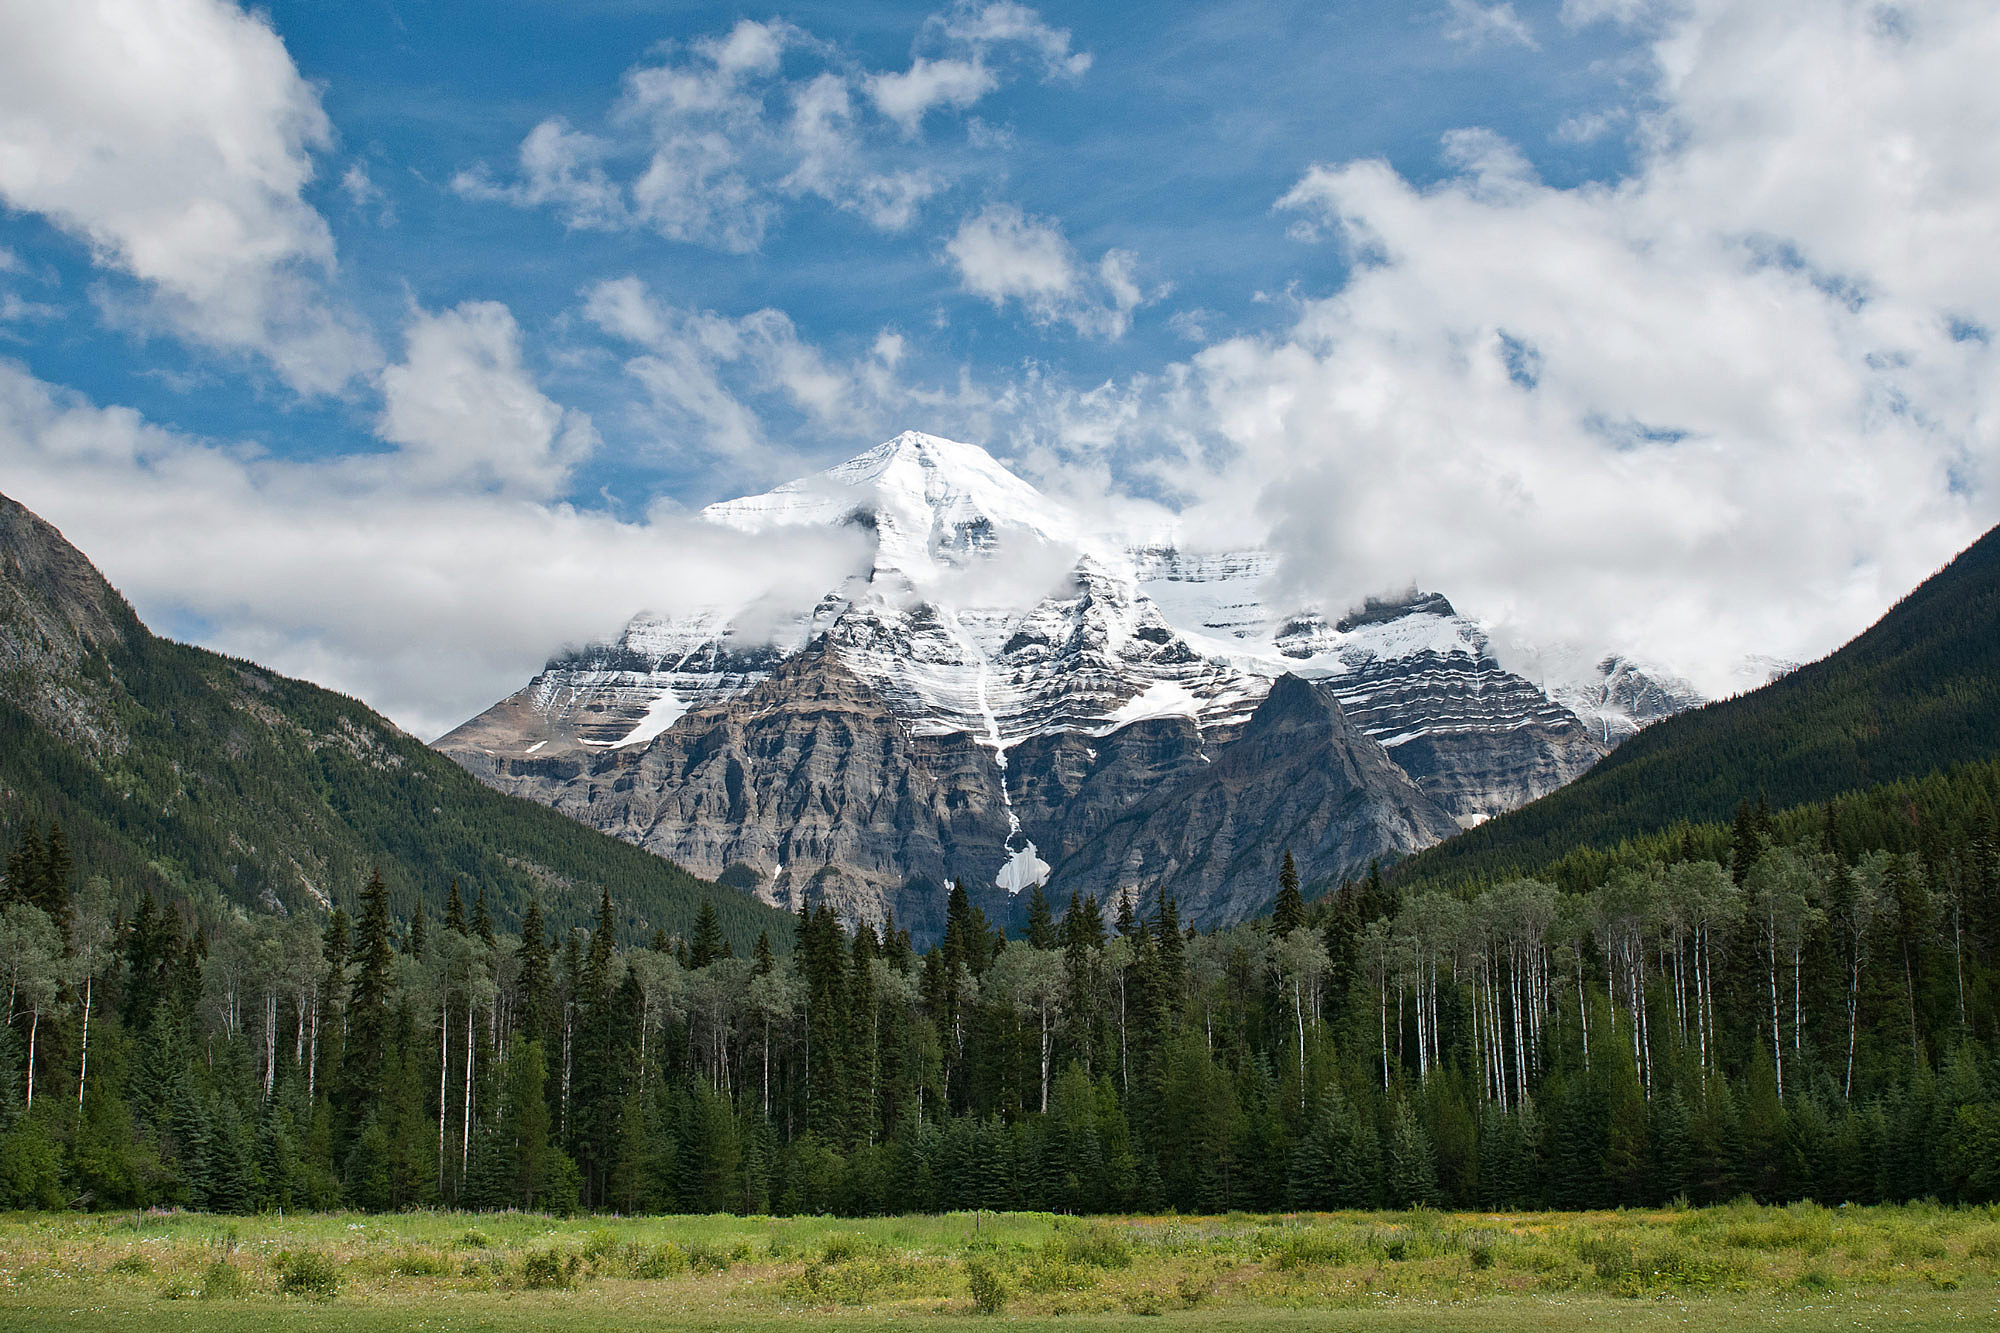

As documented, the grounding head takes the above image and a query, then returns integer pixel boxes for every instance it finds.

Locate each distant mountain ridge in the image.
[437,432,1695,934]
[1396,523,2000,885]
[0,491,786,946]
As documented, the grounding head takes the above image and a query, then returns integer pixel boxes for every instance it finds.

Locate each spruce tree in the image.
[341,870,396,1122]
[690,898,723,969]
[474,885,496,946]
[1273,851,1306,935]
[1385,1099,1440,1208]
[1025,885,1056,949]
[517,901,554,1050]
[405,900,427,959]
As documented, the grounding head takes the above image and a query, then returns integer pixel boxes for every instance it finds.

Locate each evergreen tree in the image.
[405,899,427,959]
[1385,1099,1440,1208]
[1025,886,1056,950]
[690,898,724,970]
[1273,851,1306,935]
[340,870,397,1126]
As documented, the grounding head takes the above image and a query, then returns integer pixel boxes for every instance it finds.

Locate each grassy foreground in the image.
[0,1204,1995,1330]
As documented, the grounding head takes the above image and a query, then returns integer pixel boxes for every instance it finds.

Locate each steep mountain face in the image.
[1398,523,2000,885]
[439,432,1683,931]
[1042,675,1463,926]
[1550,655,1710,747]
[0,492,786,948]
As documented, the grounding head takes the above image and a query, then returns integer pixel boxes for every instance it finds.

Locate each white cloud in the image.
[869,58,1000,134]
[1553,107,1631,144]
[0,0,377,394]
[453,119,632,233]
[377,302,596,499]
[1442,0,1539,50]
[945,204,1150,338]
[0,357,869,740]
[1176,0,2000,696]
[871,3,1091,132]
[581,276,990,480]
[457,7,1088,249]
[1561,0,1661,28]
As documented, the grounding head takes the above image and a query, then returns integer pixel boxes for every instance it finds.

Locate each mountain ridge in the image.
[0,490,787,947]
[1394,522,2000,884]
[436,433,1673,933]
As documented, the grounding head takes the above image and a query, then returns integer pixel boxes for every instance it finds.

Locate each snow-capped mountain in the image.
[436,432,1695,935]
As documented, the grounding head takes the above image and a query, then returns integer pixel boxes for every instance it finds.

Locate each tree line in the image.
[2,784,1998,1215]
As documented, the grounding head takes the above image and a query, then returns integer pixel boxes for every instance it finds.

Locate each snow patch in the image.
[996,840,1051,895]
[613,689,689,749]
[1092,680,1202,731]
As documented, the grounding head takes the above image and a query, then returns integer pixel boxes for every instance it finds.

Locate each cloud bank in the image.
[1042,0,1999,697]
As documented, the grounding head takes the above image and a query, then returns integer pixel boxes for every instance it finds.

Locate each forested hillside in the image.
[2,749,1994,1215]
[0,492,785,946]
[1398,525,2000,885]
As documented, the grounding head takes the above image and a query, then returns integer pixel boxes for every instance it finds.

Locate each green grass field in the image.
[0,1204,1995,1330]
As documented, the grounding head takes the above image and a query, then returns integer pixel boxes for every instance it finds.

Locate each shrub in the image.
[388,1248,454,1277]
[107,1254,152,1276]
[1272,1229,1352,1269]
[626,1241,689,1279]
[819,1231,870,1264]
[457,1228,491,1249]
[965,1256,1009,1315]
[1123,1287,1165,1316]
[275,1248,339,1300]
[685,1240,733,1273]
[200,1258,247,1300]
[1175,1272,1215,1308]
[1045,1220,1133,1268]
[521,1247,580,1290]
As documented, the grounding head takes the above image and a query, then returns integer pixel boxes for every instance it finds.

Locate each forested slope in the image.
[0,492,784,945]
[1399,525,2000,885]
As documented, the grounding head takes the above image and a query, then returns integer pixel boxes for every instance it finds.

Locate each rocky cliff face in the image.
[0,494,141,759]
[437,432,1690,935]
[458,643,1456,933]
[1039,676,1462,926]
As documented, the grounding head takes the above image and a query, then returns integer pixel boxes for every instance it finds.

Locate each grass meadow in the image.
[0,1203,1995,1330]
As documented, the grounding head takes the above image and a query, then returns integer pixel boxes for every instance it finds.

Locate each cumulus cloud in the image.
[0,0,376,394]
[455,7,1088,250]
[1441,0,1539,50]
[377,302,597,499]
[1167,0,2000,696]
[869,2,1089,133]
[581,276,989,483]
[0,357,869,740]
[945,204,1151,338]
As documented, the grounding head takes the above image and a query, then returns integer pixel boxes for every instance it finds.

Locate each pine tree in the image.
[690,898,723,969]
[517,901,554,1051]
[405,900,427,959]
[1273,851,1306,935]
[500,1039,553,1208]
[1025,886,1056,950]
[474,885,496,946]
[341,871,396,1123]
[1385,1099,1440,1208]
[445,879,467,935]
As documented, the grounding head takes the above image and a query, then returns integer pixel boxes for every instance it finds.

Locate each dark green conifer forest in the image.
[3,750,1998,1216]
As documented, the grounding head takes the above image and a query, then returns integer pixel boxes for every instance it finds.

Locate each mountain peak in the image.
[702,431,1076,586]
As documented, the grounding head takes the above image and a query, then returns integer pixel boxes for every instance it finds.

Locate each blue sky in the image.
[6,1,1648,505]
[2,1,1996,736]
